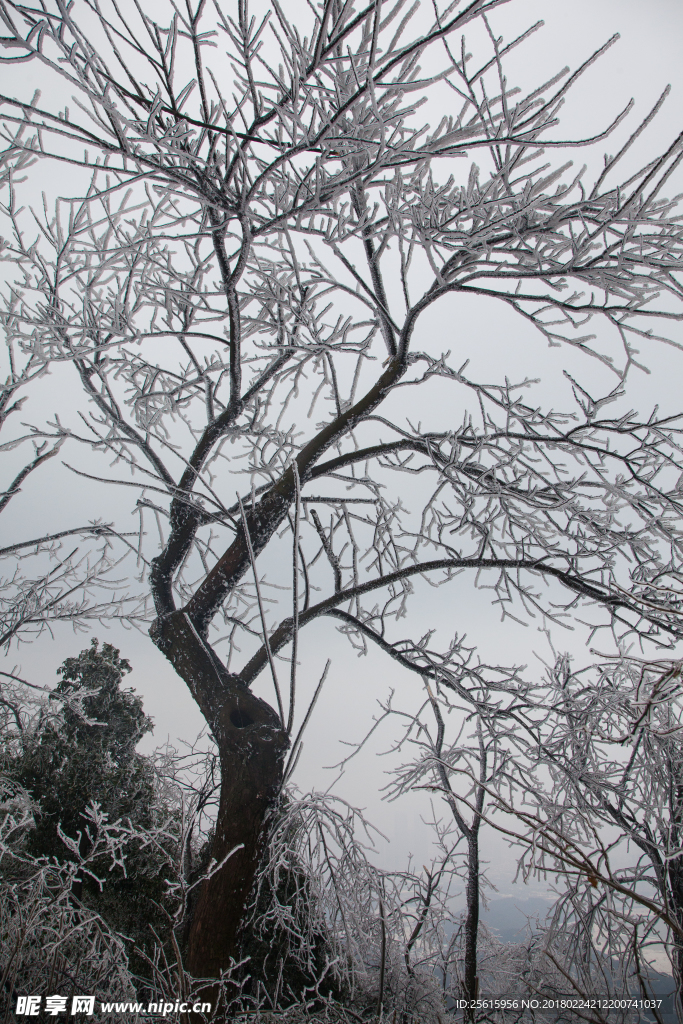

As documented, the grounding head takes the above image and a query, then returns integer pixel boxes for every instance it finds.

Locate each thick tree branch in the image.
[238,555,646,686]
[183,355,408,633]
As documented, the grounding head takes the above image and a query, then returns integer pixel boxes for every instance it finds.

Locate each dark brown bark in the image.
[149,611,289,978]
[185,712,288,977]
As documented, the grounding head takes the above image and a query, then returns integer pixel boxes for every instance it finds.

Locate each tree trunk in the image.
[185,714,288,976]
[150,610,289,980]
[463,831,480,1020]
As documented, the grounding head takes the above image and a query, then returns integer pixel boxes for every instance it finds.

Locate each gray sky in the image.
[2,0,683,909]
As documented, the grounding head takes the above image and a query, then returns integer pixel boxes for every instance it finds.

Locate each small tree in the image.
[517,656,683,1011]
[1,640,177,969]
[375,652,530,1016]
[15,642,150,848]
[0,692,197,1017]
[1,0,683,991]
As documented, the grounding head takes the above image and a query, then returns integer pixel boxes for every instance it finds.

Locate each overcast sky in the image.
[2,0,683,916]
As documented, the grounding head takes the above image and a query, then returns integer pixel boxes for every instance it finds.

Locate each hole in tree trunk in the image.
[230,708,255,728]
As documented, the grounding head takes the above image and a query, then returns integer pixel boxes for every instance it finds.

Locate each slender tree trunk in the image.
[150,610,289,980]
[427,690,484,1019]
[463,831,480,1020]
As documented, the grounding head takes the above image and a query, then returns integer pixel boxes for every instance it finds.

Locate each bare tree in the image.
[387,656,677,1014]
[1,0,683,991]
[509,655,683,1014]
[375,658,526,1011]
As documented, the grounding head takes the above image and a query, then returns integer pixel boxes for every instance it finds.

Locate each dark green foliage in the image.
[15,641,153,863]
[3,640,175,970]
